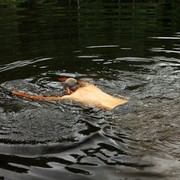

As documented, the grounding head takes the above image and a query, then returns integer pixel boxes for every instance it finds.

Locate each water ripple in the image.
[86,45,119,49]
[0,57,52,73]
[150,36,180,40]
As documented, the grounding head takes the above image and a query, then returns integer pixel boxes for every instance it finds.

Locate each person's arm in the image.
[12,91,67,101]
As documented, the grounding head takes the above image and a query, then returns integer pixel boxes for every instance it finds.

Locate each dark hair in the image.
[63,78,79,92]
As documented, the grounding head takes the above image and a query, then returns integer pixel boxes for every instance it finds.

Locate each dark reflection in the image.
[0,0,180,79]
[65,166,91,175]
[0,154,51,173]
[0,0,180,180]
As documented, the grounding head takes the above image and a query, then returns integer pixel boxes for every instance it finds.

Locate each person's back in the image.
[61,81,128,110]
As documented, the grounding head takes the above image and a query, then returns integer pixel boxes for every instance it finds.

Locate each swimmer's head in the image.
[63,78,79,94]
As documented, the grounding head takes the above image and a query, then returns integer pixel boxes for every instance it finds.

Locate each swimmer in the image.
[11,78,128,111]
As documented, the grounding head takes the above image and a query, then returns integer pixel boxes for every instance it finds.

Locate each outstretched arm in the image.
[12,91,68,101]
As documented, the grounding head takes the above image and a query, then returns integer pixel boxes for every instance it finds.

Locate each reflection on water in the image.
[0,0,180,180]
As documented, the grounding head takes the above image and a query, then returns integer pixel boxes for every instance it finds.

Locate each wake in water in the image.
[0,57,180,179]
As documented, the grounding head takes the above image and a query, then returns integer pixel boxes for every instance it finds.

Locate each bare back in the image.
[62,82,128,110]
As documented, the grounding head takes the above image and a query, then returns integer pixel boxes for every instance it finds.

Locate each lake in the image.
[0,0,180,180]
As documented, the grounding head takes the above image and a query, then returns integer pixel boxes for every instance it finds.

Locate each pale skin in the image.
[12,80,128,111]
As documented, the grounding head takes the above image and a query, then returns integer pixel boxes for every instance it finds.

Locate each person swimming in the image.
[10,78,128,111]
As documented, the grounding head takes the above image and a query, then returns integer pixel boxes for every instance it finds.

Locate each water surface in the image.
[0,1,180,180]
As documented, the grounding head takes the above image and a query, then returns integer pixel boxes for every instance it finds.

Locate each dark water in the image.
[0,1,180,179]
